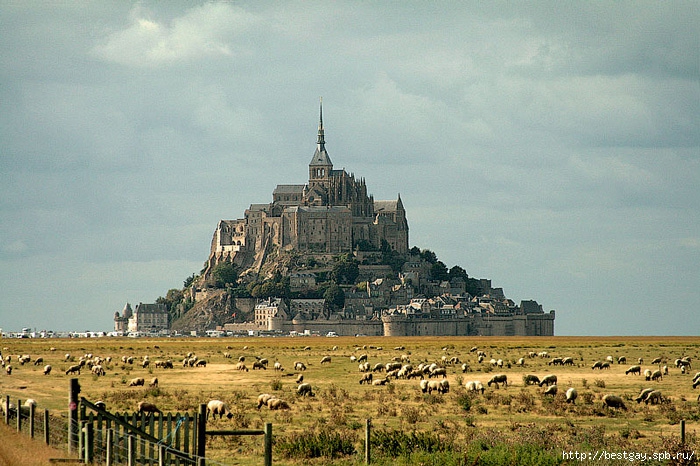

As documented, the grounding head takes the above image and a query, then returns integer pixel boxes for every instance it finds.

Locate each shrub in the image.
[370,429,449,458]
[269,378,283,391]
[593,379,605,388]
[275,429,356,459]
[456,393,472,412]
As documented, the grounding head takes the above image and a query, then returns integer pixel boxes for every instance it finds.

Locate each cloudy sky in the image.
[1,2,698,335]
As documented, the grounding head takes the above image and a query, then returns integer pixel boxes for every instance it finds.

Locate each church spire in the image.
[317,97,325,147]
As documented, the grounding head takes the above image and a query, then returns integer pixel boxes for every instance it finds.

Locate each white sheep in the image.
[294,361,307,371]
[644,369,653,380]
[65,365,81,375]
[565,387,578,404]
[539,374,557,387]
[149,377,158,387]
[359,373,373,385]
[267,398,290,410]
[650,370,662,382]
[465,380,485,394]
[297,383,314,397]
[273,361,284,371]
[207,400,233,419]
[257,393,274,410]
[128,377,145,387]
[543,384,558,397]
[644,390,663,405]
[625,365,641,375]
[636,388,654,403]
[137,401,161,414]
[320,356,331,364]
[523,374,540,385]
[487,374,508,388]
[43,364,52,375]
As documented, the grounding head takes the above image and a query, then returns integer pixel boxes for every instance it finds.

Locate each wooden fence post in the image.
[681,419,686,444]
[29,403,35,439]
[68,378,80,453]
[84,423,94,464]
[197,404,206,460]
[44,409,50,445]
[4,395,9,425]
[264,422,272,466]
[106,429,113,466]
[365,418,371,464]
[16,399,21,433]
[127,435,135,466]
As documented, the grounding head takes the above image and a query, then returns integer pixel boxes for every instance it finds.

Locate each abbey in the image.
[205,103,408,276]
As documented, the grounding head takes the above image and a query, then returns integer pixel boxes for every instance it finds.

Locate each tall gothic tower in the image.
[308,99,333,189]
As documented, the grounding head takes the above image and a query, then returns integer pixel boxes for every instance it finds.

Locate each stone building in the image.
[205,102,409,276]
[114,302,169,334]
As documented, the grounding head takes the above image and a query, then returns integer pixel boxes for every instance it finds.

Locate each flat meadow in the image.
[1,335,698,465]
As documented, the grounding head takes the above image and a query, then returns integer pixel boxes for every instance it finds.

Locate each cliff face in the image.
[170,290,239,332]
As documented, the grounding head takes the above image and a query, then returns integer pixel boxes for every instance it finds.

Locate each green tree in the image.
[331,256,360,284]
[420,249,438,264]
[212,262,238,288]
[183,273,197,289]
[324,283,345,310]
[430,261,449,281]
[448,265,468,281]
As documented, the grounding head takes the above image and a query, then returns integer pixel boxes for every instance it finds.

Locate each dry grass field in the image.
[1,336,698,465]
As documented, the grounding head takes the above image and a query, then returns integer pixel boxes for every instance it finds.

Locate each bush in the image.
[275,429,356,459]
[370,429,449,458]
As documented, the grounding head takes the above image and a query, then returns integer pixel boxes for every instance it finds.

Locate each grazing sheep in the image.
[252,361,266,370]
[644,369,653,381]
[636,388,655,403]
[617,356,626,364]
[662,365,668,375]
[694,378,700,389]
[149,377,158,388]
[195,360,207,367]
[137,401,161,414]
[562,357,574,366]
[297,383,314,397]
[43,364,52,375]
[465,381,485,394]
[430,367,447,378]
[565,387,578,403]
[207,400,233,419]
[539,374,558,387]
[238,356,245,363]
[359,373,373,385]
[258,358,269,367]
[5,365,11,375]
[91,365,105,376]
[294,362,307,371]
[257,394,274,410]
[235,362,249,372]
[487,374,508,388]
[605,356,614,364]
[65,365,81,375]
[128,377,145,387]
[372,377,389,386]
[548,357,563,366]
[461,363,471,373]
[33,357,44,366]
[638,358,643,365]
[357,354,368,363]
[543,385,558,397]
[602,394,627,410]
[65,353,72,362]
[625,365,641,375]
[523,374,540,385]
[268,398,290,410]
[644,390,663,405]
[591,361,603,370]
[651,357,662,365]
[320,356,331,364]
[273,362,284,371]
[296,374,304,384]
[223,352,231,359]
[439,379,450,393]
[650,370,662,382]
[516,358,525,366]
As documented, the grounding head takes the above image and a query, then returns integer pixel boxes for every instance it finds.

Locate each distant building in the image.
[114,302,169,334]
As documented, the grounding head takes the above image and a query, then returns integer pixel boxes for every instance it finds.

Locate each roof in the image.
[309,146,333,166]
[374,200,398,212]
[273,184,305,195]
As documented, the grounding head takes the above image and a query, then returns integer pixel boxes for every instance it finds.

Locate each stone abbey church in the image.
[205,103,409,275]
